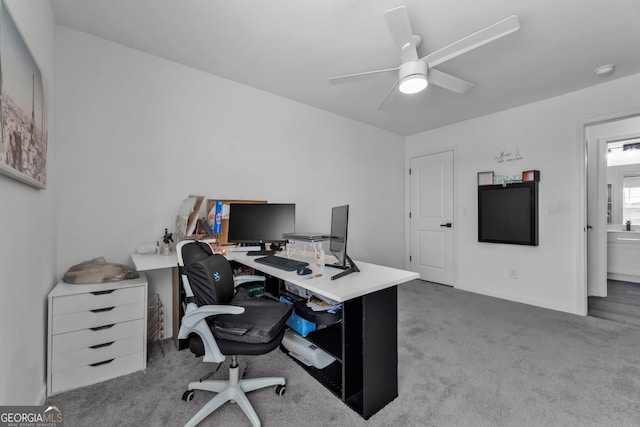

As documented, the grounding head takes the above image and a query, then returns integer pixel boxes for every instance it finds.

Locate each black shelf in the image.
[305,323,342,361]
[345,390,364,415]
[276,279,399,420]
[287,354,342,397]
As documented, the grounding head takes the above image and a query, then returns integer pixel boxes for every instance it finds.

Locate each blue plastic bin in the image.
[279,296,316,337]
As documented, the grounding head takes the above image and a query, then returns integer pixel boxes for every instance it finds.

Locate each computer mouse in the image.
[297,267,312,275]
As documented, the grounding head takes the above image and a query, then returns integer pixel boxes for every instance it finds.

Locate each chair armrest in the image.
[178,304,243,363]
[233,275,265,288]
[180,305,244,330]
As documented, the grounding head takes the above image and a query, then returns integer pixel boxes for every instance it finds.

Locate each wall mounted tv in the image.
[478,181,539,246]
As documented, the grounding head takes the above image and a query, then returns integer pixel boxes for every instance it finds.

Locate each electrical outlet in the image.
[509,268,518,279]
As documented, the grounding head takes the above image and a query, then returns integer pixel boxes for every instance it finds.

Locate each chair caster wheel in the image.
[182,390,195,402]
[275,384,286,396]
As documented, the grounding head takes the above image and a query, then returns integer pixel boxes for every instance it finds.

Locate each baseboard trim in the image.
[454,284,583,316]
[607,273,640,284]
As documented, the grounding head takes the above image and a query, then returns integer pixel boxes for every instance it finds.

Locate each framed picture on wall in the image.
[522,170,540,182]
[477,171,494,186]
[0,1,49,189]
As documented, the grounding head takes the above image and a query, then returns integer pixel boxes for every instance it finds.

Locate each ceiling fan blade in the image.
[428,68,474,94]
[384,6,419,64]
[377,80,400,111]
[329,67,399,84]
[423,15,520,68]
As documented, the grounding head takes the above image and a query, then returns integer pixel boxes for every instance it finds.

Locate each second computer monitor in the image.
[329,204,349,267]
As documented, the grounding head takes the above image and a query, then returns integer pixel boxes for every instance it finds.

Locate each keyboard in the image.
[254,255,309,272]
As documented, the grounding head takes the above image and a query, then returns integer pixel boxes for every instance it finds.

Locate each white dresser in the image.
[47,274,148,395]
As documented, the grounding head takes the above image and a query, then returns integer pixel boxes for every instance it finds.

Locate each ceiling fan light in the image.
[399,74,428,94]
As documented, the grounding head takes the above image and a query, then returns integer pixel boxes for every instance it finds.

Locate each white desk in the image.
[228,251,417,302]
[130,252,177,272]
[229,251,418,420]
[132,248,419,418]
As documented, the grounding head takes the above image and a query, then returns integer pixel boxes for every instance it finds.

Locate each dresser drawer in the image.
[52,302,144,335]
[47,276,148,397]
[50,352,144,395]
[52,336,143,373]
[52,319,144,355]
[52,286,145,315]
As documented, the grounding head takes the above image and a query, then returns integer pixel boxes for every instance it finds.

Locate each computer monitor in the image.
[328,205,359,280]
[329,205,349,267]
[227,203,295,251]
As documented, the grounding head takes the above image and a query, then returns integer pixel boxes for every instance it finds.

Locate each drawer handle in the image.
[91,290,116,295]
[91,306,115,313]
[90,341,114,349]
[90,359,114,367]
[90,324,115,331]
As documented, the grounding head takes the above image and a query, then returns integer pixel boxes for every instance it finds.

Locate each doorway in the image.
[585,114,640,325]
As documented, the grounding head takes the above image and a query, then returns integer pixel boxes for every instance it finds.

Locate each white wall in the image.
[407,73,640,315]
[55,27,406,334]
[0,0,56,405]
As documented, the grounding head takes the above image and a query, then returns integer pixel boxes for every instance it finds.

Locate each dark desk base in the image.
[287,286,398,419]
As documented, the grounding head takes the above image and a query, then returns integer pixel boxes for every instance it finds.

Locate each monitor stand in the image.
[329,255,360,280]
[246,242,275,256]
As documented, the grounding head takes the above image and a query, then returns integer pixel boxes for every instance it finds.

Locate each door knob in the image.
[440,223,452,228]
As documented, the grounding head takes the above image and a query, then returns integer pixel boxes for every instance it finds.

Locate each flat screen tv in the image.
[478,182,538,246]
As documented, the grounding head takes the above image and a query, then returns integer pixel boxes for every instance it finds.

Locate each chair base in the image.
[184,361,285,427]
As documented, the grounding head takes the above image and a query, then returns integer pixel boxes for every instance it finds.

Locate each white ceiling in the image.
[50,0,640,136]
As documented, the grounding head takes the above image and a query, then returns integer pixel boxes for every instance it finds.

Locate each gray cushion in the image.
[210,294,292,344]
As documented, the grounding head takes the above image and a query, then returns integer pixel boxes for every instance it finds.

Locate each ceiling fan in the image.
[329,6,520,109]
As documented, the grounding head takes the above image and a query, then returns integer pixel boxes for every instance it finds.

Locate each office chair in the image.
[176,240,293,427]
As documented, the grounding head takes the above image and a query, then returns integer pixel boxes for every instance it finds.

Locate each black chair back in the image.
[181,242,235,306]
[181,240,213,262]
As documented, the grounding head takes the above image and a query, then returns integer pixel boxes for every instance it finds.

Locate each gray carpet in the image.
[47,281,640,426]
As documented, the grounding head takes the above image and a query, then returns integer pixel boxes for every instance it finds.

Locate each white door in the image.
[410,151,454,285]
[586,135,608,297]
